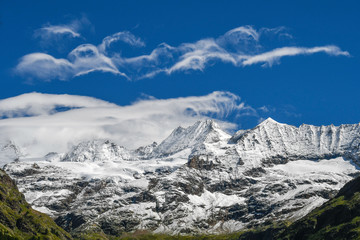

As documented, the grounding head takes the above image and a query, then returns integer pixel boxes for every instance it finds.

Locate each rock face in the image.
[240,175,360,240]
[3,118,360,236]
[0,140,22,166]
[62,139,133,162]
[275,174,360,239]
[233,118,360,165]
[0,169,72,239]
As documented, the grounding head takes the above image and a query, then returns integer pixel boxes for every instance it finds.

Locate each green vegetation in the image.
[107,176,360,240]
[75,230,246,240]
[73,224,285,240]
[3,166,360,240]
[0,169,72,240]
[276,177,360,240]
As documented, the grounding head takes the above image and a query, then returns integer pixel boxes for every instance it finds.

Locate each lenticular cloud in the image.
[0,92,255,157]
[15,25,349,81]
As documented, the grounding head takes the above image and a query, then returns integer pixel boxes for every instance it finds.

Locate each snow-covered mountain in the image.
[0,140,22,166]
[62,139,134,162]
[2,118,360,235]
[233,118,360,165]
[150,120,230,158]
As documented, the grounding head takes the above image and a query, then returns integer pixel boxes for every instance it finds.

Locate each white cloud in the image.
[258,106,269,113]
[0,92,254,157]
[167,39,238,73]
[68,44,126,78]
[34,17,89,40]
[224,25,260,42]
[119,43,174,66]
[15,53,73,81]
[16,25,350,81]
[37,25,81,38]
[98,31,145,53]
[115,27,349,79]
[0,92,116,118]
[33,17,92,51]
[242,45,350,67]
[15,45,127,81]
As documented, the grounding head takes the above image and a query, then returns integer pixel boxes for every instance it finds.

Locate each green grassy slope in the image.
[0,169,72,240]
[103,175,360,240]
[2,164,360,240]
[276,175,360,240]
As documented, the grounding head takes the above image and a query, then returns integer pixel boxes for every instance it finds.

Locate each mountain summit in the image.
[150,120,230,158]
[2,119,360,236]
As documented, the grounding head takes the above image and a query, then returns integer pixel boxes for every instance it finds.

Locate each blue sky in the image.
[0,0,359,133]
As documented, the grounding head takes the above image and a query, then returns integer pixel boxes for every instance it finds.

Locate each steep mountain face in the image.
[150,120,230,158]
[276,175,360,239]
[62,139,133,162]
[236,175,360,240]
[233,118,360,166]
[0,169,72,239]
[0,140,22,167]
[2,118,360,236]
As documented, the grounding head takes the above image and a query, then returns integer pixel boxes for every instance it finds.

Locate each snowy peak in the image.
[0,140,22,167]
[4,118,360,235]
[255,117,287,132]
[229,118,282,144]
[185,119,225,142]
[135,141,158,157]
[62,139,134,162]
[233,119,360,164]
[259,117,280,126]
[151,119,230,158]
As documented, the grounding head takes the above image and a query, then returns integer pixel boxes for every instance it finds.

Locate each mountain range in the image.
[1,118,360,237]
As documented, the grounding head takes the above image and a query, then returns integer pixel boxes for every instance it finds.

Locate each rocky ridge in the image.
[2,118,360,236]
[0,168,72,239]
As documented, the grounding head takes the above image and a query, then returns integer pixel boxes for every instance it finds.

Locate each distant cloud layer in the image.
[0,92,116,118]
[16,24,349,81]
[0,92,256,157]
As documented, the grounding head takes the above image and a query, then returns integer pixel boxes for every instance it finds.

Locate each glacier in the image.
[2,118,360,235]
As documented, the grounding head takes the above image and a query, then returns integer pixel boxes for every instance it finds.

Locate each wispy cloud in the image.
[225,26,260,41]
[34,17,88,40]
[69,44,126,78]
[242,45,350,67]
[0,91,255,157]
[167,39,237,73]
[16,25,349,81]
[37,25,81,38]
[98,31,145,53]
[16,53,73,81]
[0,92,116,118]
[16,45,127,81]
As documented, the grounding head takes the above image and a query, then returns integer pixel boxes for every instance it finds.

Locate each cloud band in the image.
[16,25,349,81]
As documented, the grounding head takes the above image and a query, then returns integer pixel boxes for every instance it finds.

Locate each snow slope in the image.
[2,118,360,234]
